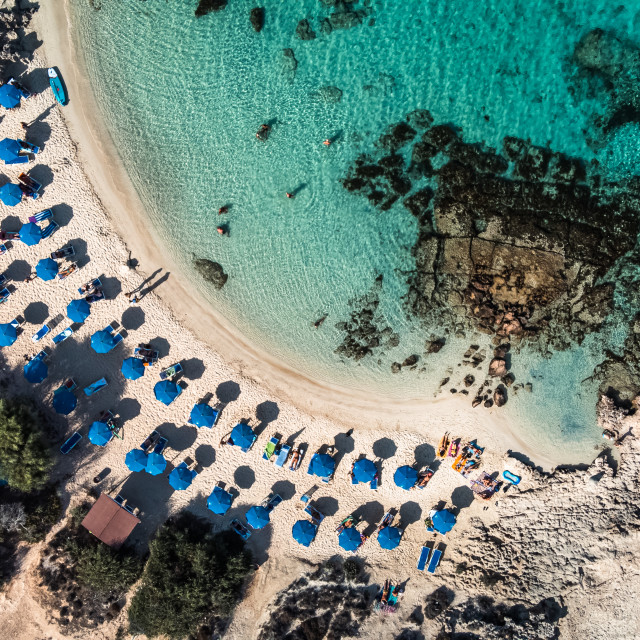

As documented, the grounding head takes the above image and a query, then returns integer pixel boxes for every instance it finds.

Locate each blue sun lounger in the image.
[60,431,82,454]
[304,504,325,525]
[32,323,50,342]
[427,548,442,574]
[417,546,431,571]
[0,274,5,286]
[41,220,59,240]
[84,377,108,396]
[52,326,73,344]
[140,430,159,452]
[159,362,182,380]
[18,139,39,155]
[0,287,10,303]
[231,518,251,540]
[112,332,124,346]
[371,474,379,490]
[264,493,283,512]
[274,444,291,467]
[153,437,168,455]
[28,209,52,224]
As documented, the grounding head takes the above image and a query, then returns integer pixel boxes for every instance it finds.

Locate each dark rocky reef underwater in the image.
[195,0,227,17]
[193,257,228,289]
[339,108,640,404]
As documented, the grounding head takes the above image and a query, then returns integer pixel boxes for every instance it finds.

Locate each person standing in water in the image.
[286,192,294,199]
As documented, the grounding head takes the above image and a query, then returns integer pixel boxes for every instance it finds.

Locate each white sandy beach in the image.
[0,3,618,640]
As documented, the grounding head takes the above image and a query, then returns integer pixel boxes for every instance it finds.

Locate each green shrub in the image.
[128,512,253,639]
[343,557,360,582]
[0,398,52,492]
[71,542,143,594]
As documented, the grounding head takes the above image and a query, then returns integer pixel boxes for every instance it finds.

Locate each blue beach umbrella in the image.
[0,323,17,347]
[432,509,456,535]
[0,84,21,109]
[309,453,335,479]
[91,329,117,354]
[146,451,166,475]
[339,527,362,552]
[246,505,270,530]
[378,526,402,550]
[36,258,58,281]
[52,387,77,415]
[121,356,145,380]
[88,420,113,447]
[292,520,317,547]
[24,357,47,383]
[67,299,90,323]
[0,138,22,163]
[125,448,147,472]
[0,182,22,206]
[19,222,41,244]
[230,422,256,449]
[190,403,217,428]
[353,458,377,484]
[169,465,196,491]
[207,486,232,515]
[154,380,181,405]
[394,465,418,490]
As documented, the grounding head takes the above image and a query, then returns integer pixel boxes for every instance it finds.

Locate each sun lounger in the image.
[264,493,283,512]
[32,323,50,342]
[0,274,6,287]
[41,220,58,239]
[52,326,73,344]
[289,444,305,471]
[263,436,279,461]
[0,231,19,241]
[60,431,82,454]
[336,515,356,534]
[231,518,251,540]
[304,504,325,525]
[112,332,124,346]
[427,548,442,574]
[62,378,77,391]
[124,503,135,514]
[140,430,159,452]
[159,363,183,380]
[417,546,431,571]
[274,444,290,467]
[153,437,168,455]
[18,172,42,198]
[85,289,105,304]
[0,243,9,255]
[18,139,39,154]
[51,246,74,260]
[29,209,52,224]
[371,473,379,490]
[379,512,393,531]
[9,317,20,328]
[84,377,108,397]
[0,287,10,303]
[57,262,77,280]
[114,494,125,506]
[78,278,101,295]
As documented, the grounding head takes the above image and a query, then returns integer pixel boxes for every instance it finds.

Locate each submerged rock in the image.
[281,48,298,84]
[296,18,316,40]
[493,385,507,407]
[329,10,362,30]
[250,7,265,32]
[193,259,228,289]
[195,0,227,17]
[310,85,342,103]
[425,338,445,354]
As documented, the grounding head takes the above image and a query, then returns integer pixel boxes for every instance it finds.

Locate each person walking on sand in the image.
[129,294,139,306]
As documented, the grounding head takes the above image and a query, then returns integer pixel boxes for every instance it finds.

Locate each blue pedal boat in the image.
[48,67,68,106]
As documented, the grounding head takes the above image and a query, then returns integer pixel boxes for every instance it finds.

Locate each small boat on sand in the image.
[48,67,68,106]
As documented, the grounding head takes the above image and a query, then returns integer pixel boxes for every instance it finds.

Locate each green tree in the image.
[72,542,143,594]
[128,512,253,639]
[0,398,52,492]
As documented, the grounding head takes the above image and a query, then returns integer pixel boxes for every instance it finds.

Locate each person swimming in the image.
[256,124,271,140]
[218,206,228,214]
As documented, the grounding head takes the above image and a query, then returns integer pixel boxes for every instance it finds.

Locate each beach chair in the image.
[153,437,168,455]
[31,323,50,342]
[18,172,42,198]
[274,444,290,467]
[264,493,283,512]
[41,220,59,239]
[335,515,356,534]
[304,504,325,525]
[417,546,431,571]
[112,332,124,346]
[289,444,305,471]
[379,512,393,531]
[263,436,279,461]
[29,209,52,224]
[9,317,21,329]
[8,78,31,99]
[60,431,82,454]
[371,473,379,490]
[78,278,101,295]
[159,362,182,380]
[85,289,105,304]
[52,326,73,344]
[0,274,6,286]
[0,287,10,303]
[427,548,442,574]
[140,430,159,452]
[0,231,19,241]
[57,262,77,280]
[114,494,125,506]
[18,139,39,154]
[84,377,108,397]
[230,518,251,540]
[0,243,9,255]
[51,246,74,260]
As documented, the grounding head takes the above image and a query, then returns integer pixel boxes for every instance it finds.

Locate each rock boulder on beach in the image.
[193,259,228,289]
[493,385,507,407]
[488,358,507,377]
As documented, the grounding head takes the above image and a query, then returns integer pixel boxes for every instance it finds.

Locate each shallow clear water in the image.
[69,0,640,458]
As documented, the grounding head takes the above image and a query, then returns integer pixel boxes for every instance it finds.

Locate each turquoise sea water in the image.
[69,0,640,459]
